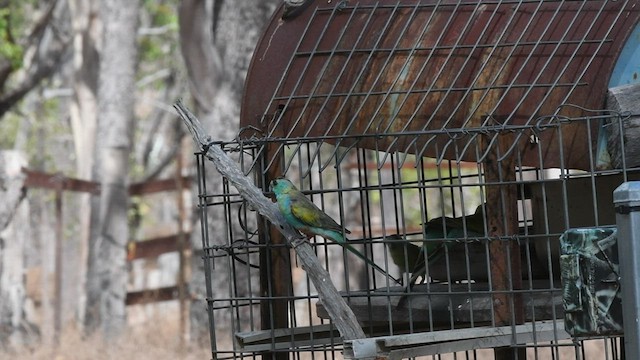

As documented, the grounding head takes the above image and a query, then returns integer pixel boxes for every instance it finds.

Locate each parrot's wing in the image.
[468,205,485,234]
[424,217,454,239]
[289,193,348,233]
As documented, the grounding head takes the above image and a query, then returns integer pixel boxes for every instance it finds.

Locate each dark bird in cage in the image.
[390,205,485,308]
[387,238,422,280]
[271,178,398,282]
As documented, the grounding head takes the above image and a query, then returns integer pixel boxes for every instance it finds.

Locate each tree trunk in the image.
[178,0,279,344]
[84,0,140,340]
[0,151,37,349]
[68,0,101,329]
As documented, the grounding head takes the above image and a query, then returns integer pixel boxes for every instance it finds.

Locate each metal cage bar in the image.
[193,0,640,359]
[195,110,632,359]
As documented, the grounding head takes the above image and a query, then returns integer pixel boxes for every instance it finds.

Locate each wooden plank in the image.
[127,233,189,260]
[23,167,191,195]
[345,160,479,170]
[129,176,192,195]
[606,82,640,168]
[125,285,184,305]
[343,320,568,359]
[236,324,341,352]
[316,281,563,328]
[23,168,100,193]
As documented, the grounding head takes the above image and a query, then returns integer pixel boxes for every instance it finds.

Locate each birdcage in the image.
[193,1,640,359]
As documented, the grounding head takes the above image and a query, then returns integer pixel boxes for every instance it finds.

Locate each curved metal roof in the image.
[241,0,640,169]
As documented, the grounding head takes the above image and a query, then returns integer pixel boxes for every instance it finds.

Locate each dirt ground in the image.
[1,322,617,360]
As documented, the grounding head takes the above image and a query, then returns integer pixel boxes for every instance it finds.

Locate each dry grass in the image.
[3,321,211,360]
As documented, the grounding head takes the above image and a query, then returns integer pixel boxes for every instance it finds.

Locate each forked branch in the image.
[174,100,366,341]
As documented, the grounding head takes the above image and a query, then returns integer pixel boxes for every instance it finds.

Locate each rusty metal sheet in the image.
[241,0,640,169]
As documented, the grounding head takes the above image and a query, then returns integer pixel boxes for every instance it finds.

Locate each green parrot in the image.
[270,178,399,283]
[388,204,485,306]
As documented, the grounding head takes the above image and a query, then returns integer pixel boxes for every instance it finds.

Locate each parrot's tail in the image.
[322,232,402,285]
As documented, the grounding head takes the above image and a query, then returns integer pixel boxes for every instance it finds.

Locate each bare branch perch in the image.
[173,100,366,341]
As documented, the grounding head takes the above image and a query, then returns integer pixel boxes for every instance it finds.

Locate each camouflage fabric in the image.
[560,227,623,337]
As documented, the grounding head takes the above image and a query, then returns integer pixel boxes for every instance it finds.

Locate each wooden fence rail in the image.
[21,168,192,339]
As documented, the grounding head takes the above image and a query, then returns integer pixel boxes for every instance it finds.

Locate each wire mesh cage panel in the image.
[194,0,640,359]
[197,114,633,360]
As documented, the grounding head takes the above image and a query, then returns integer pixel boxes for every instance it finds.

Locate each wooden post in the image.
[259,141,293,355]
[606,82,640,169]
[54,185,63,345]
[482,131,525,360]
[176,140,190,346]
